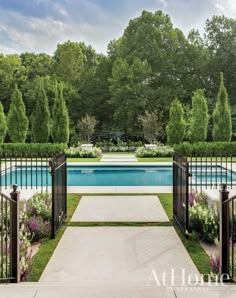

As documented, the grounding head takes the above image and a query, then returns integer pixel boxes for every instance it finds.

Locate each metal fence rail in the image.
[173,153,189,236]
[50,154,67,238]
[0,154,51,193]
[220,186,236,282]
[188,155,236,193]
[0,190,19,283]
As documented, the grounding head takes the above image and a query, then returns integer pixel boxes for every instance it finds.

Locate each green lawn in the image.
[67,157,101,162]
[137,157,173,162]
[158,193,211,277]
[28,194,82,282]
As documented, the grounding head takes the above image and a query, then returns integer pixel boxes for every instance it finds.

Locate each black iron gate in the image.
[50,154,67,238]
[173,153,190,236]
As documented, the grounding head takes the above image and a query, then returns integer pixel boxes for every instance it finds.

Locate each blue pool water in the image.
[1,165,236,187]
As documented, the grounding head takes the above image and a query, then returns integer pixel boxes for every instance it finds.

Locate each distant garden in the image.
[0,10,236,149]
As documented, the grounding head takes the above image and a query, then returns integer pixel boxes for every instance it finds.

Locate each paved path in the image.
[101,153,137,162]
[1,195,235,297]
[71,195,169,222]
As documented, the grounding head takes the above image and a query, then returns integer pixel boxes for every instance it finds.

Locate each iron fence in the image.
[173,153,189,235]
[50,154,67,238]
[0,190,19,283]
[0,154,51,193]
[219,186,236,282]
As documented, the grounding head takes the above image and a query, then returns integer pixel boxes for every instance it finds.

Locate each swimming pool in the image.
[1,165,236,187]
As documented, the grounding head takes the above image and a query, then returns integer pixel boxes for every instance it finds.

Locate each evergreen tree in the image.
[51,82,69,143]
[7,86,28,143]
[32,77,50,143]
[212,72,232,141]
[166,99,186,145]
[0,102,7,143]
[189,89,209,142]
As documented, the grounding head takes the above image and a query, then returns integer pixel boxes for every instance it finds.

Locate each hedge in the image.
[174,142,236,156]
[0,143,67,156]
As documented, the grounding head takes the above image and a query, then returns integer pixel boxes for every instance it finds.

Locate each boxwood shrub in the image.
[0,143,67,156]
[174,142,236,156]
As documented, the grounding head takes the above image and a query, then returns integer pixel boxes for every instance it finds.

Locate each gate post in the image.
[219,184,230,281]
[10,185,20,283]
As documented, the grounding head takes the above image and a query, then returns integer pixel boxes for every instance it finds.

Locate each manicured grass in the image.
[158,193,211,277]
[28,194,81,282]
[69,221,171,227]
[67,157,101,162]
[137,157,173,162]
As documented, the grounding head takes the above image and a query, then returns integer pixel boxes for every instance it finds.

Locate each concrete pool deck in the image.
[71,195,169,222]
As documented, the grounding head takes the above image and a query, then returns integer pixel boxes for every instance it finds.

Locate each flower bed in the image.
[135,145,174,158]
[96,140,143,152]
[66,146,102,158]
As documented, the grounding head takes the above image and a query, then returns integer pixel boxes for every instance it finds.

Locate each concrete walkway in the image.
[101,153,137,162]
[1,195,235,297]
[71,195,169,222]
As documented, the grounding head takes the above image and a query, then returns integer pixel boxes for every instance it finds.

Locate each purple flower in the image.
[29,217,40,231]
[210,255,220,274]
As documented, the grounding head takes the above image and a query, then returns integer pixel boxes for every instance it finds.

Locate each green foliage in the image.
[0,102,7,143]
[66,147,102,158]
[0,143,66,156]
[109,57,151,134]
[212,73,232,141]
[77,114,97,143]
[189,193,219,243]
[174,142,236,155]
[51,82,69,144]
[135,146,174,157]
[54,41,85,84]
[166,99,186,145]
[32,77,50,143]
[138,110,163,143]
[7,85,29,143]
[189,89,209,142]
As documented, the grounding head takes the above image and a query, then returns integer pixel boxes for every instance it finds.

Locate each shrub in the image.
[174,142,236,156]
[166,99,186,145]
[96,140,142,152]
[66,147,102,158]
[0,143,66,156]
[27,215,51,242]
[135,146,174,158]
[189,193,219,243]
[28,193,52,221]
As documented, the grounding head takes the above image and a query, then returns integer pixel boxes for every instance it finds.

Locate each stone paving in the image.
[71,195,169,222]
[1,194,236,297]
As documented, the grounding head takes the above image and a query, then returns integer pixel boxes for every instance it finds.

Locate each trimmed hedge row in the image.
[0,143,67,156]
[174,142,236,156]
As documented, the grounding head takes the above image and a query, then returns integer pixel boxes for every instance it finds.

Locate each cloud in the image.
[0,0,234,55]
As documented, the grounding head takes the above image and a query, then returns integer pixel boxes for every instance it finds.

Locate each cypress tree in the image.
[189,89,209,142]
[166,99,186,145]
[32,77,50,143]
[212,72,232,141]
[0,102,7,143]
[51,82,69,144]
[7,86,28,143]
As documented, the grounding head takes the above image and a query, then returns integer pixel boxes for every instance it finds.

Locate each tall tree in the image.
[166,99,186,145]
[212,73,232,141]
[32,77,50,143]
[189,89,209,142]
[7,86,28,143]
[0,102,7,143]
[109,57,151,134]
[138,110,163,143]
[51,82,69,144]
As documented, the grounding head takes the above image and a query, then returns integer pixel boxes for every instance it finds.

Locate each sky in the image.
[0,0,236,55]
